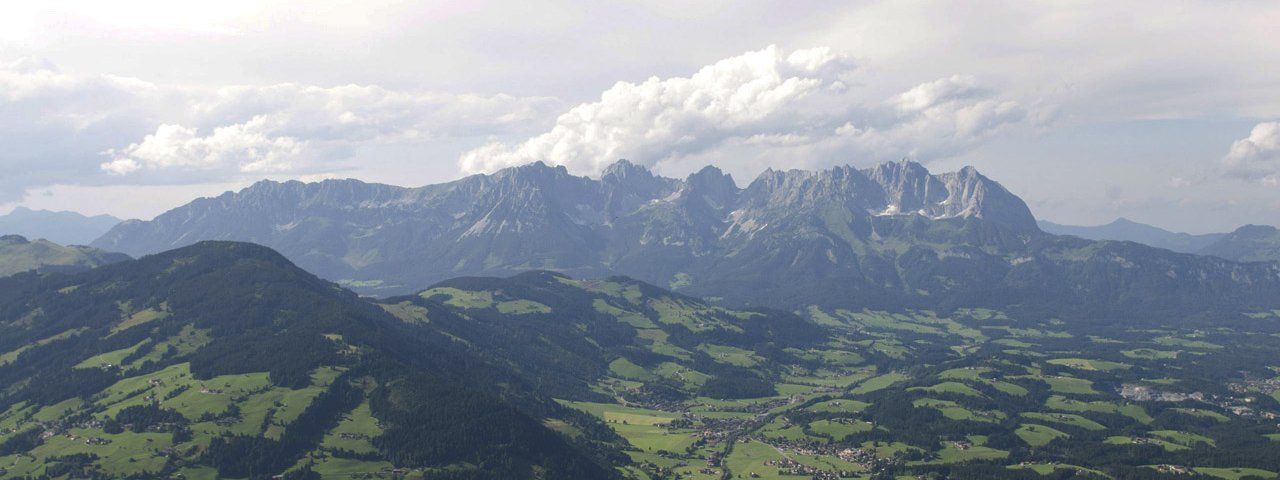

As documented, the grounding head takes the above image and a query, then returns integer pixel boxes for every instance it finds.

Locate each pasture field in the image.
[559,304,1280,480]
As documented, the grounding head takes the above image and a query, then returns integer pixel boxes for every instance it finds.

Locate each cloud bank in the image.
[2,48,1043,211]
[99,83,556,180]
[0,59,557,203]
[458,46,1043,178]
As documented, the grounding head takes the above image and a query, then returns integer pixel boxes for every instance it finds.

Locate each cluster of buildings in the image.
[1151,464,1193,475]
[743,436,900,478]
[1118,382,1278,420]
[761,458,858,478]
[1227,373,1280,396]
[85,436,112,445]
[1118,384,1205,403]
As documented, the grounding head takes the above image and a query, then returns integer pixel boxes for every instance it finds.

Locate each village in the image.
[741,436,901,479]
[1119,380,1280,421]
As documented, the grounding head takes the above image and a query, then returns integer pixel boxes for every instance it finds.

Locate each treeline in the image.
[395,272,830,401]
[107,403,187,433]
[368,370,614,479]
[205,373,361,478]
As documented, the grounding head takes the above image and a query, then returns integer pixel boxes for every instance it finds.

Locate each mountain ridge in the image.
[1041,218,1280,262]
[90,160,1280,317]
[92,160,1036,292]
[1198,224,1280,262]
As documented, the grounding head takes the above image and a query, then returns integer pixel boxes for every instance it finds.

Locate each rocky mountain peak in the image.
[496,160,570,179]
[933,165,1036,230]
[601,159,674,191]
[865,160,948,213]
[483,161,587,200]
[685,165,738,197]
[732,161,1034,230]
[601,159,652,180]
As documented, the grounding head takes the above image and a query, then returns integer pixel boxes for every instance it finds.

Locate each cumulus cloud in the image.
[834,75,1032,159]
[101,117,306,175]
[1223,122,1280,185]
[894,75,985,112]
[459,46,859,175]
[458,47,1043,178]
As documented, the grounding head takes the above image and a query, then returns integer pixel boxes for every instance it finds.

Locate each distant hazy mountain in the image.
[0,234,130,277]
[1037,217,1225,253]
[1039,218,1280,263]
[0,206,122,245]
[92,160,1280,316]
[1198,224,1280,262]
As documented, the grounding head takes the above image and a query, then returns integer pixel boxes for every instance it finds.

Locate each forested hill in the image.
[1198,224,1280,263]
[0,235,129,278]
[0,241,620,479]
[379,271,829,402]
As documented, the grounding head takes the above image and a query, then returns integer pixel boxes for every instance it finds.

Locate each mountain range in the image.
[91,160,1280,317]
[0,207,122,246]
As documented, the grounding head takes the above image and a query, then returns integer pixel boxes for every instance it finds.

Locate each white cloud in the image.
[894,75,983,113]
[0,58,164,119]
[102,117,305,175]
[97,84,558,180]
[194,84,555,142]
[1223,122,1280,184]
[459,46,856,175]
[835,75,1033,160]
[459,47,1041,178]
[807,1,1280,121]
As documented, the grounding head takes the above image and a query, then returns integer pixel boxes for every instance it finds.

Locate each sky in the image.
[1,0,1278,233]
